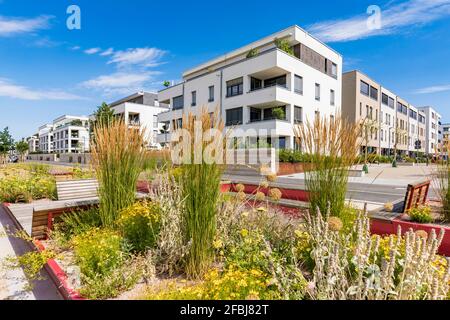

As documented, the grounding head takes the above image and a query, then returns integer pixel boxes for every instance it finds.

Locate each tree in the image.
[392,126,407,168]
[92,102,115,128]
[360,118,379,173]
[0,127,14,165]
[163,80,171,88]
[15,140,29,162]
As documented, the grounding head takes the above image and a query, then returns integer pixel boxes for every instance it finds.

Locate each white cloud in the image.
[0,78,84,100]
[81,72,161,93]
[108,47,166,67]
[308,0,450,42]
[0,15,52,37]
[414,84,450,94]
[84,47,101,55]
[71,46,81,50]
[100,47,114,56]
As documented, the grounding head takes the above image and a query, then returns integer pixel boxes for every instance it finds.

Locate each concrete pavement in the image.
[0,206,62,300]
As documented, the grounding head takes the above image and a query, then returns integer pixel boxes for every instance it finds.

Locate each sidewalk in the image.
[0,206,61,300]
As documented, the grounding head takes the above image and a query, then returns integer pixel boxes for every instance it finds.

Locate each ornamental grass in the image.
[178,108,225,279]
[294,115,361,218]
[91,119,146,228]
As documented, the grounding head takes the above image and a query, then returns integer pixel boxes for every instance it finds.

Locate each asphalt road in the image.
[223,174,437,205]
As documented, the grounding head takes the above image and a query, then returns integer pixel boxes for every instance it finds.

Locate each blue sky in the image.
[1,0,450,139]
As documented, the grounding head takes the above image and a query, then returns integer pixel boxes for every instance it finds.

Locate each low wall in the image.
[27,153,90,165]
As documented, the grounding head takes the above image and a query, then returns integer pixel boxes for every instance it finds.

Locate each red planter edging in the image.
[34,240,85,300]
[229,183,310,202]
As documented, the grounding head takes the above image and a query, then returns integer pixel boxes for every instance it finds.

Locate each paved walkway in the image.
[0,206,61,300]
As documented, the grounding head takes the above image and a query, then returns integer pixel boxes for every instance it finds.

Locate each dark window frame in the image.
[226,107,243,126]
[226,78,244,98]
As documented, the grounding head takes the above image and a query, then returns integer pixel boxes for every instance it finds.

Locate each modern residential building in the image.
[37,115,90,154]
[418,106,442,155]
[157,25,343,150]
[38,124,54,154]
[342,70,427,157]
[27,134,39,153]
[52,115,90,154]
[441,123,450,158]
[108,91,169,148]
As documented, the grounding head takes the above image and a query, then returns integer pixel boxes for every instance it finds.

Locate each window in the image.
[153,115,158,128]
[360,80,369,96]
[382,93,389,105]
[172,95,184,110]
[191,91,196,106]
[226,107,243,126]
[226,77,243,97]
[294,75,303,94]
[331,63,337,77]
[264,75,286,88]
[250,108,262,123]
[294,106,303,124]
[174,118,182,129]
[250,77,262,91]
[370,86,378,101]
[208,86,214,102]
[388,97,395,109]
[330,89,335,106]
[315,83,320,101]
[263,106,286,120]
[359,103,362,116]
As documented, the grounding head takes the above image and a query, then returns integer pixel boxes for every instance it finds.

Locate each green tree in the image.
[92,102,115,128]
[15,140,29,162]
[0,127,14,165]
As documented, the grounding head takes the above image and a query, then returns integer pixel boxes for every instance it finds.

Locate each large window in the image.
[226,107,243,126]
[397,102,403,113]
[250,107,262,122]
[226,78,243,97]
[370,86,378,101]
[330,89,335,106]
[360,80,370,96]
[331,63,337,78]
[315,83,321,101]
[208,86,214,102]
[263,106,286,120]
[294,106,303,124]
[388,97,395,109]
[382,93,389,105]
[294,75,303,94]
[264,75,286,88]
[172,95,184,110]
[191,91,196,107]
[250,77,262,91]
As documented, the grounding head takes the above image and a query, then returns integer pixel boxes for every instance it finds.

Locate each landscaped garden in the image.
[3,113,450,300]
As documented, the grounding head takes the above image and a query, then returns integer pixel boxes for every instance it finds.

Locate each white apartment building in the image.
[157,25,342,150]
[27,134,39,153]
[379,87,397,155]
[38,124,54,153]
[52,115,90,154]
[108,92,169,148]
[419,106,442,155]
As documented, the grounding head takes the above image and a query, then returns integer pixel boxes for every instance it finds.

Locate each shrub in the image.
[117,201,161,252]
[144,266,280,300]
[72,228,125,278]
[436,159,450,221]
[52,208,102,246]
[408,205,433,224]
[91,119,146,227]
[0,174,56,203]
[305,209,450,300]
[246,48,259,58]
[274,38,294,55]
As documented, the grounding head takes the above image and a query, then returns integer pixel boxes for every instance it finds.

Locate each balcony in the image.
[157,133,172,144]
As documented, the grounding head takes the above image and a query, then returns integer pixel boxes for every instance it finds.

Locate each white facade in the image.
[379,87,397,153]
[52,115,90,154]
[419,106,442,154]
[158,25,342,150]
[27,134,39,153]
[38,124,54,153]
[108,92,169,148]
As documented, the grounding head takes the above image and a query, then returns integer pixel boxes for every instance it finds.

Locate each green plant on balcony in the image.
[272,107,286,120]
[163,80,171,87]
[274,38,294,56]
[246,48,259,59]
[70,119,83,126]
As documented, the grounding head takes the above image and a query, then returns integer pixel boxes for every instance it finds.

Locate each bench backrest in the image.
[56,179,99,201]
[402,179,431,213]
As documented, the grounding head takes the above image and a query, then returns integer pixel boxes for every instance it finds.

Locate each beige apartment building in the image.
[342,70,427,157]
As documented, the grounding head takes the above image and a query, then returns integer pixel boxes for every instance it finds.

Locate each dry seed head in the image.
[255,192,266,202]
[328,216,343,232]
[266,173,277,183]
[235,183,245,193]
[268,188,282,201]
[236,191,246,202]
[415,230,429,240]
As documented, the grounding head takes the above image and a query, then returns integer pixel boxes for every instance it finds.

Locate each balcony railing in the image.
[249,84,288,93]
[129,120,141,126]
[249,117,288,123]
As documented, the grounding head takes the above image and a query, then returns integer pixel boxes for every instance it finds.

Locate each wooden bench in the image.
[401,179,431,213]
[56,179,99,201]
[31,179,148,239]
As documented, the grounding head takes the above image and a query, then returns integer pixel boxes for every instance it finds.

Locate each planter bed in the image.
[277,162,313,176]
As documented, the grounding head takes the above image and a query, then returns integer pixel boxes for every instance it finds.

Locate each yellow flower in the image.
[213,239,223,249]
[240,229,249,238]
